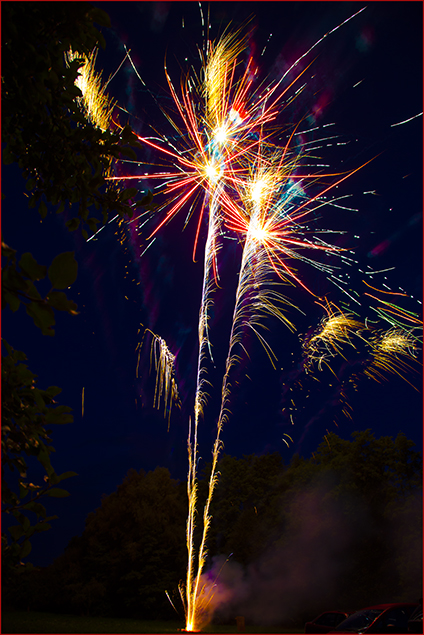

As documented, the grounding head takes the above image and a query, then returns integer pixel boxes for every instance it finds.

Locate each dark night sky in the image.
[2,2,422,568]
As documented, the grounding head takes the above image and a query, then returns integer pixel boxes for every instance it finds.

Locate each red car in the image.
[331,603,419,634]
[305,611,353,633]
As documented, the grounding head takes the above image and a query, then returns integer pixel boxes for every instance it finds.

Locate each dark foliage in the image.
[3,431,421,622]
[17,468,188,619]
[1,341,76,570]
[1,1,153,571]
[2,2,151,237]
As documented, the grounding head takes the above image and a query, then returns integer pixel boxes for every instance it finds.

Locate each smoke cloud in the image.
[197,476,422,626]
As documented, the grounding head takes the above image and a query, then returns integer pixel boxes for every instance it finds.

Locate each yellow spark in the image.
[306,302,365,364]
[365,327,421,387]
[66,48,115,131]
[204,28,247,132]
[138,329,181,429]
[378,329,419,356]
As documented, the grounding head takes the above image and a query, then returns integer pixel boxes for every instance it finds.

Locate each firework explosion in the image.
[73,8,421,632]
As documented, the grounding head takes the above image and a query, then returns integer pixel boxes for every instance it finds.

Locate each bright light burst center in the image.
[204,162,220,183]
[249,223,268,242]
[212,108,244,145]
[213,124,229,144]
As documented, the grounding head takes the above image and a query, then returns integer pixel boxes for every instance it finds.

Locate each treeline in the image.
[3,430,422,625]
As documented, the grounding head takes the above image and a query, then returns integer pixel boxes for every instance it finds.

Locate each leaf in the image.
[3,290,20,312]
[88,6,111,28]
[26,301,55,335]
[33,522,52,533]
[34,387,46,409]
[19,252,47,281]
[120,125,143,149]
[140,190,154,205]
[28,195,37,209]
[96,32,106,50]
[48,252,78,289]
[120,124,135,142]
[47,291,78,313]
[44,385,62,398]
[56,470,78,483]
[45,406,73,425]
[48,488,70,498]
[21,515,31,532]
[8,525,25,541]
[3,144,15,165]
[119,146,137,161]
[66,218,80,231]
[1,241,17,263]
[52,405,73,415]
[11,510,26,524]
[89,175,104,189]
[87,217,100,233]
[3,265,27,290]
[23,279,43,301]
[20,539,32,558]
[66,84,83,98]
[121,188,138,202]
[19,484,29,500]
[36,447,55,479]
[39,200,48,219]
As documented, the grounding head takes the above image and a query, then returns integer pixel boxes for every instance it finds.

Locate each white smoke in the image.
[196,476,422,627]
[198,478,359,626]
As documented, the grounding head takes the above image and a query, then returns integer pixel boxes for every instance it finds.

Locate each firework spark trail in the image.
[173,40,308,633]
[185,188,299,628]
[136,329,181,428]
[365,327,421,387]
[180,44,319,626]
[364,289,423,330]
[183,184,223,632]
[180,30,285,629]
[104,32,286,629]
[304,301,366,371]
[300,295,421,423]
[65,48,116,132]
[183,125,361,625]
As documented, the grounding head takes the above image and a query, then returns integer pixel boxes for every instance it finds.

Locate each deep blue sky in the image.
[2,1,422,568]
